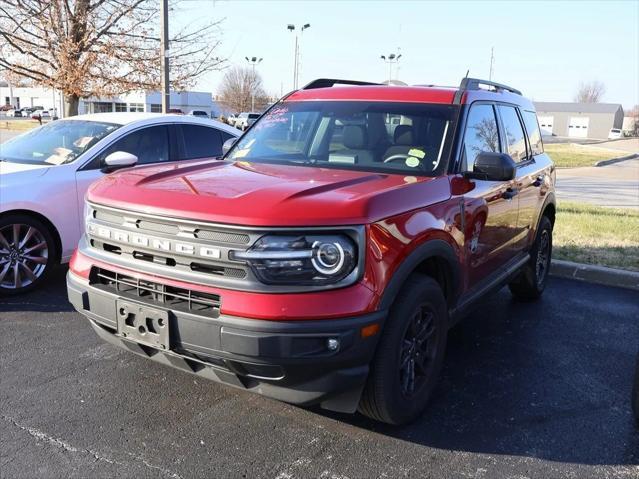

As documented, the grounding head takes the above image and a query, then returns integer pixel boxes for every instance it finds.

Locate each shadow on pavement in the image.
[2,266,638,468]
[318,279,639,466]
[0,265,74,313]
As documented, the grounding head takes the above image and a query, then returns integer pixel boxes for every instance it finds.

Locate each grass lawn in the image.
[544,143,623,168]
[0,119,40,131]
[554,202,639,271]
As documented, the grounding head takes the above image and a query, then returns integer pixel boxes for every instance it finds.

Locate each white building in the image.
[1,83,60,112]
[1,83,213,117]
[82,90,213,115]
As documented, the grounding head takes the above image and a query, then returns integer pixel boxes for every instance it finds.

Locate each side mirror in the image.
[467,152,516,181]
[222,137,237,156]
[102,151,138,173]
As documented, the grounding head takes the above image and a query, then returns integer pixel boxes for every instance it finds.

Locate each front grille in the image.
[94,207,250,245]
[91,267,221,317]
[137,220,180,235]
[94,209,124,225]
[195,229,250,244]
[88,205,254,285]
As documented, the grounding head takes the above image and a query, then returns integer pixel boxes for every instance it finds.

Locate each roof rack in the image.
[459,77,522,96]
[302,78,380,90]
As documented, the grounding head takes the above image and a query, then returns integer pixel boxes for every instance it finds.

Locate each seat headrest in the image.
[343,125,367,149]
[394,125,413,145]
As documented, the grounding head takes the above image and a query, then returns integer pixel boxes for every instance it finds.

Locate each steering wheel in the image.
[384,153,416,164]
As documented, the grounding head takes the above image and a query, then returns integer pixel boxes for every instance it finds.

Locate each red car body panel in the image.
[288,86,457,104]
[87,161,453,227]
[69,249,380,320]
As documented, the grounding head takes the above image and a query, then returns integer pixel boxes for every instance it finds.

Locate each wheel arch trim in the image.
[379,239,462,311]
[0,209,62,262]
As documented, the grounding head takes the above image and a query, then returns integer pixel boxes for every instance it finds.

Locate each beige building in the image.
[533,102,624,139]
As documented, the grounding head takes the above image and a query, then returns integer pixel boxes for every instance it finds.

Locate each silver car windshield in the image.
[0,120,121,165]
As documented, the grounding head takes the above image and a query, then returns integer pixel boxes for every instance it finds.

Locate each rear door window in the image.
[498,105,528,162]
[178,125,224,159]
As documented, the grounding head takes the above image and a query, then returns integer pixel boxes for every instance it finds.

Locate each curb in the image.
[595,153,639,167]
[550,259,639,291]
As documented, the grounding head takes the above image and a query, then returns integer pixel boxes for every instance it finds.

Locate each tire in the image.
[358,274,448,425]
[509,215,553,301]
[0,214,57,296]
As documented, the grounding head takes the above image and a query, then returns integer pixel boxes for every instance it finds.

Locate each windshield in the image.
[0,120,121,165]
[227,101,459,175]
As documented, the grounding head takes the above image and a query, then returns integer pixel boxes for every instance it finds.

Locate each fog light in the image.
[327,338,340,351]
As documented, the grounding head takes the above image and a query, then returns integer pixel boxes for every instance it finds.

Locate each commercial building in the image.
[0,83,213,117]
[82,90,213,116]
[533,102,624,139]
[0,83,59,112]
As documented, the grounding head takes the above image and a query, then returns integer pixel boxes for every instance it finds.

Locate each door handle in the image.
[533,175,545,187]
[502,188,518,200]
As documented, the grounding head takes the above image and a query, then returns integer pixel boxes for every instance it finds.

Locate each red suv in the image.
[67,78,556,424]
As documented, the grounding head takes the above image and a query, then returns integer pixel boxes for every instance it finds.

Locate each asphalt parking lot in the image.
[555,158,639,210]
[1,268,638,479]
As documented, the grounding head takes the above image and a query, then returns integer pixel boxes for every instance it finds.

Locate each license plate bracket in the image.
[116,299,170,351]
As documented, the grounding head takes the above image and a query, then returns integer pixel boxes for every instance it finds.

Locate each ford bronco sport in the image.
[67,78,556,424]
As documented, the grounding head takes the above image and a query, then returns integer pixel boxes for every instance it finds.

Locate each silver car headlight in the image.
[84,202,94,235]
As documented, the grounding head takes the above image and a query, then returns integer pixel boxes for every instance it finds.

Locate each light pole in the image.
[287,23,310,89]
[160,0,170,112]
[380,52,402,84]
[245,56,263,112]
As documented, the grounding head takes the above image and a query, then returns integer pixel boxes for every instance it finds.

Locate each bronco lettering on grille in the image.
[87,223,221,259]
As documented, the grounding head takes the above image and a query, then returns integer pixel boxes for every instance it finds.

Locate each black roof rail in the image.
[460,77,522,96]
[302,78,381,90]
[414,84,458,89]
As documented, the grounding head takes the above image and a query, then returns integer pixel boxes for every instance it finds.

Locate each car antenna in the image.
[464,69,469,79]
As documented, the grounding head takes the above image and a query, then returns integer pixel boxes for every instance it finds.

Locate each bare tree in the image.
[0,0,224,116]
[628,105,639,137]
[217,66,269,114]
[574,81,606,103]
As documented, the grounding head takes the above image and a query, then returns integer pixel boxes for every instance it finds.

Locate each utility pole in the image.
[160,0,170,112]
[287,23,310,89]
[380,52,402,84]
[489,47,494,81]
[245,56,263,111]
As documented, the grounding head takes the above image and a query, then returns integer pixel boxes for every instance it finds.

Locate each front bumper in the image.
[67,271,386,413]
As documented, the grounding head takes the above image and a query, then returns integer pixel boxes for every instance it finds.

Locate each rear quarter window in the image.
[497,105,528,162]
[522,110,544,156]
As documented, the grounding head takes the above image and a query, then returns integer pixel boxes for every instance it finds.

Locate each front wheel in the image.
[509,215,553,301]
[0,215,57,295]
[358,275,448,425]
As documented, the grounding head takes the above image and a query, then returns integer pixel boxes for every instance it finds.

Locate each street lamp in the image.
[380,52,402,84]
[287,23,311,89]
[245,56,263,112]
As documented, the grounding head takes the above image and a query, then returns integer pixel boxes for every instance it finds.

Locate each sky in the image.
[174,0,639,109]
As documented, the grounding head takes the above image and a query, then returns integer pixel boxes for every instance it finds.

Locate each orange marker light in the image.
[361,323,380,338]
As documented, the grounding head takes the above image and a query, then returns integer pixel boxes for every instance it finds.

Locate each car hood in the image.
[0,161,51,178]
[88,160,451,226]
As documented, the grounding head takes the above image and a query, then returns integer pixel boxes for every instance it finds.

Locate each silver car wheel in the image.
[0,223,49,290]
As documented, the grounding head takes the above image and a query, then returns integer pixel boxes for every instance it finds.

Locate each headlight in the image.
[232,234,357,285]
[84,202,94,233]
